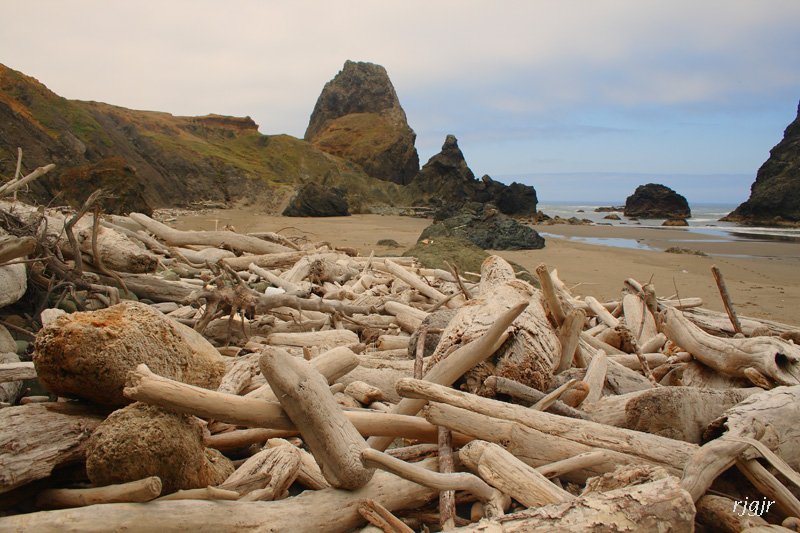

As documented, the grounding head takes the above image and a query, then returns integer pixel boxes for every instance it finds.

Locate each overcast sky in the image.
[2,1,799,204]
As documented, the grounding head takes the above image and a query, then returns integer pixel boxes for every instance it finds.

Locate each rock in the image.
[0,325,17,354]
[376,238,400,248]
[662,218,689,227]
[603,214,621,220]
[403,236,491,276]
[411,136,538,216]
[595,206,624,213]
[0,351,23,404]
[407,309,457,359]
[305,60,419,185]
[33,301,225,406]
[0,263,27,309]
[724,100,800,225]
[86,402,234,494]
[282,183,350,217]
[58,158,153,216]
[623,183,691,219]
[419,203,545,251]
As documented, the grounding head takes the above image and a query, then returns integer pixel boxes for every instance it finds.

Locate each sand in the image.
[172,209,800,328]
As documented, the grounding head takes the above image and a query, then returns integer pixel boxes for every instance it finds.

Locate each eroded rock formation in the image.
[623,183,691,219]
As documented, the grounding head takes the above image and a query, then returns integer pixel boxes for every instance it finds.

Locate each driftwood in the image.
[0,402,107,493]
[482,375,588,419]
[35,476,162,509]
[0,361,36,382]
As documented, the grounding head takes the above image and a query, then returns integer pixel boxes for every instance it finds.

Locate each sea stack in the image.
[623,183,691,219]
[724,100,800,225]
[304,60,419,185]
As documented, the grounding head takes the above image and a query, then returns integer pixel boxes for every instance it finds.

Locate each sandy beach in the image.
[172,209,800,327]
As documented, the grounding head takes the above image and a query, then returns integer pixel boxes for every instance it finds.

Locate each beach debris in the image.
[3,193,800,532]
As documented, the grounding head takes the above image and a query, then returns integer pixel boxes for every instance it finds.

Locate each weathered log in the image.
[35,476,162,509]
[660,307,800,385]
[367,301,526,452]
[555,308,585,373]
[260,347,374,490]
[0,263,27,308]
[426,256,559,396]
[622,293,658,346]
[536,263,566,326]
[228,443,301,501]
[458,440,573,508]
[0,402,107,493]
[267,438,330,490]
[129,212,292,254]
[580,349,607,405]
[0,466,439,532]
[221,251,306,271]
[376,335,410,351]
[384,301,428,322]
[344,381,385,404]
[78,221,158,274]
[448,477,695,532]
[482,375,588,419]
[96,272,196,303]
[397,378,697,471]
[383,259,462,309]
[0,235,35,265]
[357,498,415,533]
[696,494,769,533]
[0,360,36,383]
[266,329,359,348]
[737,458,800,518]
[585,386,757,443]
[154,486,240,501]
[712,264,745,335]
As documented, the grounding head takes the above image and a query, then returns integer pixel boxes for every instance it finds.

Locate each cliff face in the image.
[0,63,379,214]
[304,61,419,185]
[724,101,800,225]
[623,183,691,219]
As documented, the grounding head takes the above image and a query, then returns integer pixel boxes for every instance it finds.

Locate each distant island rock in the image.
[282,183,350,217]
[623,183,691,219]
[723,101,800,226]
[304,60,419,186]
[411,135,538,216]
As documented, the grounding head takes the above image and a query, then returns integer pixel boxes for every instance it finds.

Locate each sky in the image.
[2,1,799,205]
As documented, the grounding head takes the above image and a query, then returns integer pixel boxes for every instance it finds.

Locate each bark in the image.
[0,402,107,493]
[448,477,695,532]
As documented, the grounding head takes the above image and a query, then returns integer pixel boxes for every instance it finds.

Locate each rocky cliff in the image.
[410,135,538,216]
[304,60,419,185]
[0,63,387,214]
[623,183,691,219]
[724,101,800,225]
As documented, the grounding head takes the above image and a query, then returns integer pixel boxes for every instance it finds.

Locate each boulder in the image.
[419,203,545,251]
[411,136,538,216]
[662,218,689,227]
[724,100,800,225]
[86,402,234,494]
[305,60,419,185]
[623,183,691,219]
[0,263,27,309]
[33,301,225,406]
[282,183,350,217]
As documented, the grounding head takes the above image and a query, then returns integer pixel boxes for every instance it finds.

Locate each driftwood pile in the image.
[2,172,800,531]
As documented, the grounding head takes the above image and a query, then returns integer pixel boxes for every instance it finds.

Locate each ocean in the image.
[537,202,800,243]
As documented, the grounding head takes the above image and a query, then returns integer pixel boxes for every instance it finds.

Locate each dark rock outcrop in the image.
[663,218,689,227]
[305,60,419,185]
[419,203,545,250]
[623,183,691,219]
[282,183,350,217]
[412,135,538,216]
[724,101,800,225]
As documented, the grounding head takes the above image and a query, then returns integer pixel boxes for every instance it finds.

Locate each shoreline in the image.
[172,209,800,327]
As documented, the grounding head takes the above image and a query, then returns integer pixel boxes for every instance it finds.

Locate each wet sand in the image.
[172,209,800,327]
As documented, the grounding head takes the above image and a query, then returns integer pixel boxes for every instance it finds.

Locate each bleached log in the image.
[245,345,359,401]
[266,329,359,348]
[482,375,588,419]
[221,251,306,271]
[397,378,697,472]
[448,477,695,533]
[97,272,196,303]
[154,487,240,501]
[376,335,410,351]
[459,440,573,508]
[0,466,439,533]
[580,349,607,405]
[682,307,797,337]
[344,381,385,404]
[268,438,330,490]
[608,352,668,370]
[696,494,769,532]
[585,296,619,327]
[357,498,415,533]
[0,163,55,197]
[204,428,299,450]
[128,212,292,254]
[35,476,162,509]
[383,259,463,309]
[77,221,158,274]
[737,458,800,518]
[216,353,260,395]
[0,402,107,493]
[535,263,566,326]
[228,443,301,501]
[681,360,751,389]
[260,347,373,490]
[0,361,36,382]
[0,235,36,265]
[622,293,658,346]
[366,301,526,452]
[555,308,585,373]
[660,307,800,385]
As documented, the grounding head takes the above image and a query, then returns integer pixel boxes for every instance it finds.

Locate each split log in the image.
[736,458,800,518]
[367,301,527,452]
[358,498,415,533]
[128,212,292,254]
[0,466,439,533]
[622,293,658,345]
[0,402,107,493]
[425,256,560,396]
[660,307,800,385]
[221,443,301,501]
[397,378,697,472]
[260,347,374,490]
[448,477,695,532]
[535,263,566,326]
[458,440,573,508]
[35,476,162,509]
